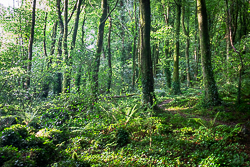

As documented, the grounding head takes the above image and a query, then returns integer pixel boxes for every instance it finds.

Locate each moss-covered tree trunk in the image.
[75,18,86,93]
[42,12,49,98]
[27,0,36,89]
[194,1,200,81]
[197,0,220,105]
[181,1,191,87]
[172,1,181,94]
[162,2,171,89]
[164,40,171,89]
[64,0,82,94]
[54,0,64,95]
[120,0,125,75]
[132,1,137,90]
[62,0,69,93]
[92,0,107,101]
[107,5,112,93]
[139,0,154,105]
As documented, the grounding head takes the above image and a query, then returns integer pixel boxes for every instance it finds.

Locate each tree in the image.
[27,0,36,89]
[172,0,181,94]
[162,0,171,89]
[92,0,108,101]
[107,5,112,93]
[197,0,220,105]
[181,0,191,87]
[55,0,64,95]
[139,0,154,105]
[62,0,69,93]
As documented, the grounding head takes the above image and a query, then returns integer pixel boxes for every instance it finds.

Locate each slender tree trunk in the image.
[27,0,36,88]
[197,0,220,105]
[107,5,112,93]
[50,21,58,57]
[172,1,181,94]
[42,12,49,98]
[162,1,171,89]
[194,1,199,81]
[225,0,244,105]
[132,1,137,90]
[62,0,70,93]
[69,0,83,93]
[181,1,191,87]
[92,0,107,101]
[139,0,154,105]
[120,0,125,74]
[165,40,171,89]
[64,0,82,93]
[75,18,86,93]
[54,0,64,95]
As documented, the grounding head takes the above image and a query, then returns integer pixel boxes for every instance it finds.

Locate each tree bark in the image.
[226,0,244,105]
[194,0,200,81]
[70,0,83,93]
[92,0,107,101]
[132,1,137,90]
[162,1,171,89]
[165,40,171,89]
[197,0,220,105]
[54,0,64,95]
[181,1,191,87]
[62,0,69,93]
[27,0,36,88]
[42,12,49,98]
[75,18,86,93]
[172,1,181,94]
[139,0,154,105]
[107,5,112,93]
[120,0,125,74]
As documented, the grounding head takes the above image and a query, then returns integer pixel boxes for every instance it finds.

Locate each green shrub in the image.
[51,159,90,167]
[0,124,29,148]
[0,145,36,167]
[116,128,130,147]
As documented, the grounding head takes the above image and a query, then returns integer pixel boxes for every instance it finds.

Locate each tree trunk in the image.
[225,0,244,105]
[162,1,171,89]
[139,0,154,105]
[165,40,171,89]
[132,1,137,90]
[42,12,49,98]
[194,1,199,81]
[181,1,191,87]
[172,1,181,94]
[92,0,107,101]
[27,0,36,88]
[75,18,86,93]
[120,0,125,75]
[70,0,83,93]
[107,5,112,93]
[54,0,64,95]
[197,0,220,105]
[62,0,70,93]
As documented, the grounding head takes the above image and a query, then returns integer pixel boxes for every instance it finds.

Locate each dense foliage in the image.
[0,0,250,166]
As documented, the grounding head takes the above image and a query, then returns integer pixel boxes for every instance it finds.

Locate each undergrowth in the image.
[0,88,250,166]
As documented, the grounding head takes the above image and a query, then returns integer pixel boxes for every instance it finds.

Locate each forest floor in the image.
[1,87,250,166]
[157,93,250,164]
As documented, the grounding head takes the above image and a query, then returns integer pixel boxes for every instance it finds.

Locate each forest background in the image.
[0,0,250,166]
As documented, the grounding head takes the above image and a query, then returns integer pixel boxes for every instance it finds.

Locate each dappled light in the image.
[0,0,250,166]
